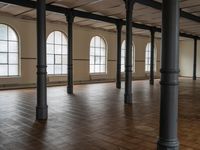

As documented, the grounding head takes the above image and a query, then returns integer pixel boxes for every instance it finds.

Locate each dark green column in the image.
[150,29,155,85]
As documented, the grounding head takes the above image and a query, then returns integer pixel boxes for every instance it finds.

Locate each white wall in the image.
[0,14,161,88]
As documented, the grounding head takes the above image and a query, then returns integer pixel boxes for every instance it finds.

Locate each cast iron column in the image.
[36,0,48,120]
[157,0,180,149]
[124,0,135,104]
[150,29,155,85]
[116,21,123,89]
[193,38,197,80]
[66,10,74,94]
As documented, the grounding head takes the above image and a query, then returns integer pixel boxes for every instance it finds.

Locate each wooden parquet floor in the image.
[0,78,200,150]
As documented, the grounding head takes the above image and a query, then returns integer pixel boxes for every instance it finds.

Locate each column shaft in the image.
[150,30,155,85]
[193,38,197,80]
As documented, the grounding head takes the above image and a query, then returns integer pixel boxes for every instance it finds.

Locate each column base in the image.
[157,138,179,150]
[193,77,196,80]
[124,93,132,104]
[150,80,154,85]
[36,106,48,120]
[67,86,73,94]
[116,83,121,89]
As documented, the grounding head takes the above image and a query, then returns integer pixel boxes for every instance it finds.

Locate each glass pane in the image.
[9,65,18,75]
[101,39,105,48]
[62,55,67,64]
[62,46,67,54]
[95,65,100,73]
[90,56,94,64]
[55,55,61,64]
[8,27,17,41]
[47,33,54,44]
[0,41,7,52]
[90,48,95,56]
[121,65,125,72]
[90,65,94,73]
[47,65,54,74]
[47,54,54,65]
[9,53,18,64]
[47,44,54,54]
[0,65,8,76]
[0,53,8,63]
[95,57,100,64]
[95,48,100,56]
[95,36,101,47]
[100,57,105,65]
[62,34,67,45]
[9,42,18,52]
[101,48,105,56]
[0,24,7,40]
[55,45,62,54]
[55,31,62,44]
[62,65,67,74]
[55,65,61,74]
[90,38,95,47]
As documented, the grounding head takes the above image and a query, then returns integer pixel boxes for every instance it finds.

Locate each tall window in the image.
[121,40,135,72]
[90,36,107,74]
[145,42,157,72]
[0,24,19,77]
[47,31,68,75]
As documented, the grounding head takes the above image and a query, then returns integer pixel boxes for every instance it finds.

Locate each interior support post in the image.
[124,0,135,104]
[116,21,123,89]
[193,38,197,80]
[157,0,180,149]
[66,10,74,94]
[150,29,155,85]
[36,0,48,120]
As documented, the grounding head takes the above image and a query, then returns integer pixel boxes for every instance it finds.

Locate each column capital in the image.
[65,9,75,23]
[116,20,123,31]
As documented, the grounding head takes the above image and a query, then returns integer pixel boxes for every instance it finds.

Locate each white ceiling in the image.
[0,0,199,39]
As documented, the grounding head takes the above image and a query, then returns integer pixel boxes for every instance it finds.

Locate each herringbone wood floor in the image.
[0,78,200,150]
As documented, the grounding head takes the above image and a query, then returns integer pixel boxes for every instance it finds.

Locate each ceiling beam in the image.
[0,0,199,40]
[136,0,200,23]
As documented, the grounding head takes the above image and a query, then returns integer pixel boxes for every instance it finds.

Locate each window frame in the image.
[46,30,68,76]
[89,36,107,75]
[0,23,20,78]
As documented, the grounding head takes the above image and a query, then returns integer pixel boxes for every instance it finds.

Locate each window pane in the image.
[9,65,18,75]
[8,27,17,41]
[0,53,8,63]
[101,48,105,56]
[47,44,54,54]
[0,41,8,52]
[55,55,61,64]
[9,42,18,52]
[62,35,67,45]
[90,56,94,64]
[47,65,54,74]
[55,31,62,44]
[95,65,100,73]
[55,45,62,54]
[95,57,100,64]
[9,53,18,64]
[90,38,95,47]
[62,65,67,74]
[95,48,100,56]
[55,65,61,74]
[47,54,54,64]
[100,57,105,65]
[100,65,105,72]
[90,65,94,73]
[95,36,101,47]
[62,46,67,54]
[90,48,95,56]
[0,24,7,40]
[0,65,8,76]
[47,33,54,44]
[62,55,67,64]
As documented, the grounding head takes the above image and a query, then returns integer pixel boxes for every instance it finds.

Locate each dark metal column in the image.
[116,21,123,89]
[66,10,74,94]
[193,38,197,80]
[124,0,135,104]
[150,29,155,85]
[157,0,180,149]
[36,0,48,120]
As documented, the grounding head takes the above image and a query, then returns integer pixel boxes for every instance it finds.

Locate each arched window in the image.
[47,31,68,75]
[121,40,135,72]
[90,36,107,74]
[145,42,157,72]
[0,24,19,77]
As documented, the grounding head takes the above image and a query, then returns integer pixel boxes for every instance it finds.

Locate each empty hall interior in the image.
[0,0,200,150]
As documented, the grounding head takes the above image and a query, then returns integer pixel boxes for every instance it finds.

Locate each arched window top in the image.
[47,31,68,75]
[89,36,107,74]
[0,24,19,77]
